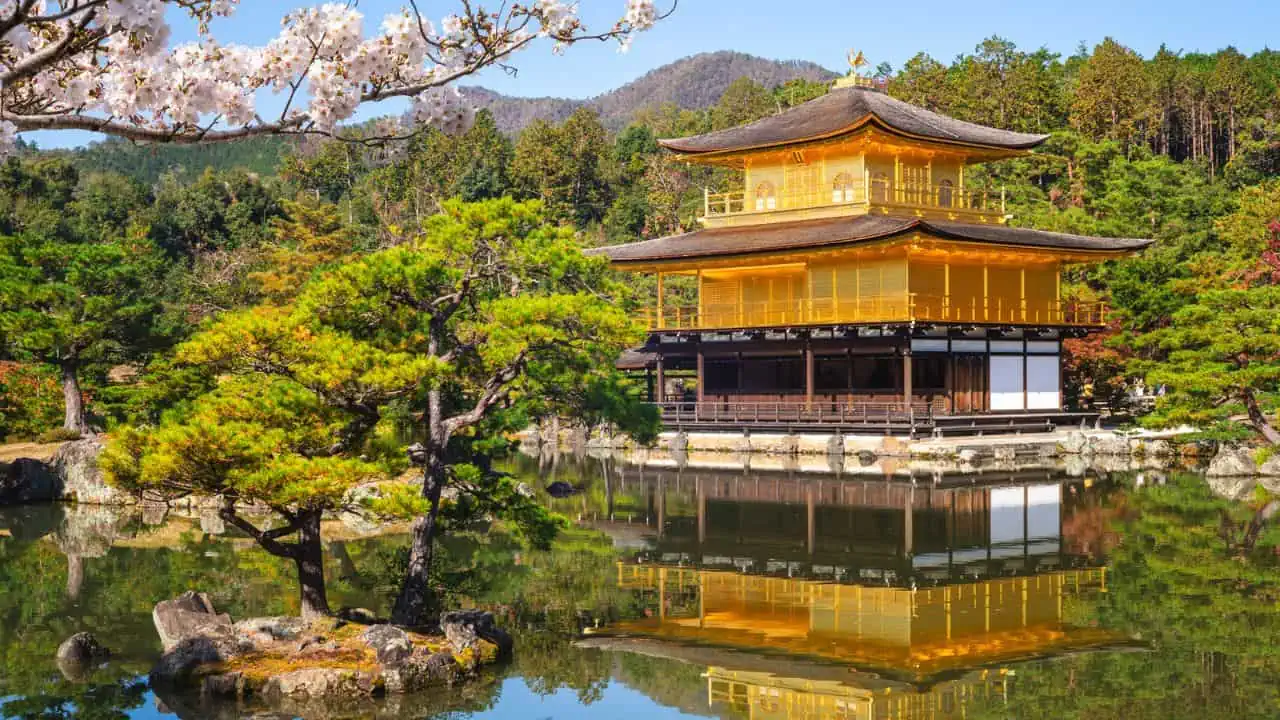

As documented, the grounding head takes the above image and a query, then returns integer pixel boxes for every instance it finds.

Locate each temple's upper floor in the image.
[660,84,1050,228]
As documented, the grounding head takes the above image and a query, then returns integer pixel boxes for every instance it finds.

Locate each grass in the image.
[0,441,64,463]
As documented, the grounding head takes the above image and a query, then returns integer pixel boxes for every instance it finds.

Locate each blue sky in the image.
[30,0,1280,148]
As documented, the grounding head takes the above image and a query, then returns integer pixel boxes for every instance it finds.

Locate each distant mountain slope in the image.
[462,50,838,133]
[54,51,837,184]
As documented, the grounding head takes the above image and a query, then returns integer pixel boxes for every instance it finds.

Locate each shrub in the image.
[0,362,64,441]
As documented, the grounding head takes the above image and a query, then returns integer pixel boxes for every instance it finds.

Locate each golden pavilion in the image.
[597,70,1152,436]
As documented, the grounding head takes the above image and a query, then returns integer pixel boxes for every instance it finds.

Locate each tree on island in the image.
[100,303,421,618]
[0,1,665,150]
[287,198,654,625]
[103,199,654,620]
[0,158,164,435]
[1135,186,1280,443]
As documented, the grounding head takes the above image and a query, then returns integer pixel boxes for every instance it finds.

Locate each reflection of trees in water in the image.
[1,667,147,720]
[968,473,1280,719]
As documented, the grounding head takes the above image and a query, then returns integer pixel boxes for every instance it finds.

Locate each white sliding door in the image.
[989,355,1025,411]
[1026,355,1061,410]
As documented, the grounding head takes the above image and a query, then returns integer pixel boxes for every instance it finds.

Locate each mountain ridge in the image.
[460,50,838,133]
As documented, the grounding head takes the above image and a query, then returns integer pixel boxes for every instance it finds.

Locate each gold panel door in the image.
[783,157,823,209]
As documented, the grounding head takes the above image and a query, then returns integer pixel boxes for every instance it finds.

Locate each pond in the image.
[1,452,1278,719]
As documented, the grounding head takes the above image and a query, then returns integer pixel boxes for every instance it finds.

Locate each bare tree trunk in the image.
[60,362,88,435]
[294,509,330,619]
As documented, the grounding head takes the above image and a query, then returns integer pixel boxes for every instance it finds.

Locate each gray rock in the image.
[1206,445,1259,478]
[668,432,688,453]
[440,609,512,660]
[56,632,110,681]
[141,502,169,526]
[152,591,233,653]
[1260,454,1280,477]
[337,607,379,624]
[957,448,979,463]
[1087,435,1132,457]
[151,629,248,683]
[233,616,308,646]
[1058,431,1088,455]
[1207,474,1258,501]
[383,651,459,693]
[265,667,378,699]
[361,624,413,666]
[52,438,136,505]
[0,457,59,504]
[198,510,225,535]
[992,445,1016,462]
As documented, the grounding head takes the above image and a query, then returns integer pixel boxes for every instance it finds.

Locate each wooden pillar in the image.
[804,337,815,410]
[655,355,666,404]
[656,272,665,329]
[982,264,989,322]
[944,353,954,413]
[1020,267,1026,323]
[645,366,655,403]
[902,349,914,409]
[695,343,705,404]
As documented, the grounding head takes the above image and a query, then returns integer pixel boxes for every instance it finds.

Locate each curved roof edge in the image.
[658,86,1050,156]
[590,215,1152,265]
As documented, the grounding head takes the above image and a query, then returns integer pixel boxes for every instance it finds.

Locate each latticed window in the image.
[831,173,856,203]
[754,182,776,211]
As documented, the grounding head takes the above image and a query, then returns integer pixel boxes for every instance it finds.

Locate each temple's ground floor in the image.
[622,325,1092,436]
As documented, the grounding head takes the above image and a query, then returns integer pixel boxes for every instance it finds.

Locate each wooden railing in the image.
[703,179,1005,221]
[653,400,933,427]
[645,295,1108,330]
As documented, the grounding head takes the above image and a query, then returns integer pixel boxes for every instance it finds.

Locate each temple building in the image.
[596,71,1152,435]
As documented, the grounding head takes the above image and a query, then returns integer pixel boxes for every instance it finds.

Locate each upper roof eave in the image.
[656,86,1050,158]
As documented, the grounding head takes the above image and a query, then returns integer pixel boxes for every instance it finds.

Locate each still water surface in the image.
[0,454,1276,719]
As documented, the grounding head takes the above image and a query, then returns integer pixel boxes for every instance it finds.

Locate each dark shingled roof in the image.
[659,86,1050,155]
[592,215,1152,264]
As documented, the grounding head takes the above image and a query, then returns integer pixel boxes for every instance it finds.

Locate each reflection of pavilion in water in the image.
[605,465,1099,585]
[590,465,1121,719]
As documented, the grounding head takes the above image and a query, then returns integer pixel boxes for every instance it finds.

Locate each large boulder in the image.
[0,457,59,504]
[361,624,413,666]
[441,610,513,660]
[52,438,135,505]
[151,593,247,682]
[56,632,110,681]
[152,591,234,653]
[1206,445,1259,478]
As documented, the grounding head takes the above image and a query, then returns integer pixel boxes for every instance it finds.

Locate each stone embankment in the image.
[522,424,1202,466]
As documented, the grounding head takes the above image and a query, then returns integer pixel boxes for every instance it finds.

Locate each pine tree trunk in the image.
[294,509,330,619]
[1244,389,1280,446]
[60,362,88,435]
[390,447,446,626]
